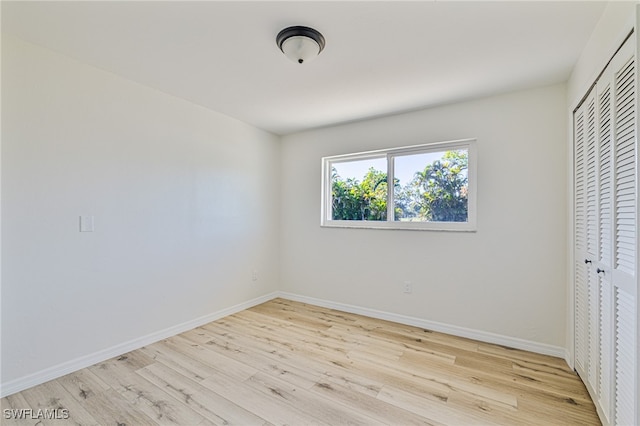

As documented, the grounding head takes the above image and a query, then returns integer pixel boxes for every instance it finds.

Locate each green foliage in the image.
[331,167,388,220]
[331,150,468,223]
[410,150,468,222]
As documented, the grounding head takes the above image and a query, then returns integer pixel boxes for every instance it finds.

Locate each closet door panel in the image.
[597,79,614,422]
[585,93,601,393]
[574,104,588,377]
[611,43,637,426]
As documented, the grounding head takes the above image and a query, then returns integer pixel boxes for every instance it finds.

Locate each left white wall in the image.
[1,36,281,391]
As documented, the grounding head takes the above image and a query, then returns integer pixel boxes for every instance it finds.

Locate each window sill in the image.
[321,220,477,232]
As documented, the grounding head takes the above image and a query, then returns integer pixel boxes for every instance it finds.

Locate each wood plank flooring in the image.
[1,298,600,425]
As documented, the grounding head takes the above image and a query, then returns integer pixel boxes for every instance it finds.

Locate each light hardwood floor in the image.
[2,298,600,425]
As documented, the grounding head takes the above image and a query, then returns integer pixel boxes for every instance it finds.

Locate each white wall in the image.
[1,36,280,386]
[281,84,567,348]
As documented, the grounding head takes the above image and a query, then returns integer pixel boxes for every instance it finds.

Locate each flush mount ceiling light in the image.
[276,26,325,64]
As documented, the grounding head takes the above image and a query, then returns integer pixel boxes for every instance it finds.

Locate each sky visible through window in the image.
[332,151,448,186]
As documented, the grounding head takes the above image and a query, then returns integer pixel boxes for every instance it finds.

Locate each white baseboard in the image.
[2,290,568,397]
[0,292,279,397]
[277,291,566,358]
[564,349,574,370]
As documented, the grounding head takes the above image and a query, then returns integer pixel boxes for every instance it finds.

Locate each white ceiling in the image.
[2,1,607,135]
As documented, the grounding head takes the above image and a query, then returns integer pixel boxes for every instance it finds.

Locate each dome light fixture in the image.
[276,26,325,64]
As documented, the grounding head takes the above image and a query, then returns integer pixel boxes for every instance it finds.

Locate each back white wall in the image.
[281,84,567,349]
[1,36,280,387]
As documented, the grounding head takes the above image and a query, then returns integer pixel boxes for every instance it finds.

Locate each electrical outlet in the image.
[403,281,412,294]
[79,215,95,232]
[252,270,258,282]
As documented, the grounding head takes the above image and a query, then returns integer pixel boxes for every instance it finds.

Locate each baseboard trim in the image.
[0,292,279,397]
[277,292,566,358]
[2,290,568,397]
[565,349,574,371]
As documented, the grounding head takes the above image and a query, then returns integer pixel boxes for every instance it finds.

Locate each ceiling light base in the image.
[277,26,325,64]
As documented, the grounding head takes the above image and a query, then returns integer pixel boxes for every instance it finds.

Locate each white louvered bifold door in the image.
[585,93,601,394]
[584,91,603,396]
[596,75,614,424]
[574,103,588,377]
[574,34,637,426]
[610,38,637,426]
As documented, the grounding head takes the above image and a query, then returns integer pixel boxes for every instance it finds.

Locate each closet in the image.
[574,33,637,426]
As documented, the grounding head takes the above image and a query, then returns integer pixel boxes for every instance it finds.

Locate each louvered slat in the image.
[599,279,613,421]
[575,109,586,249]
[574,105,587,373]
[615,287,636,426]
[614,57,636,275]
[588,268,600,389]
[575,260,587,372]
[586,96,598,262]
[599,85,612,265]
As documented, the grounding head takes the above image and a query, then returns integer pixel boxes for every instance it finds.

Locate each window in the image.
[321,139,477,231]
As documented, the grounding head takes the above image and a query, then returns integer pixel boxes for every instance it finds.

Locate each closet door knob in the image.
[597,268,605,274]
[585,259,592,264]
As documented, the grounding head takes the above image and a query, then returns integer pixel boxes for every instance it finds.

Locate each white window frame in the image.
[321,138,477,231]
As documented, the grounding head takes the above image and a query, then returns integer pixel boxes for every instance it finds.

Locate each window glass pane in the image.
[321,139,476,231]
[393,149,468,222]
[331,157,388,221]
